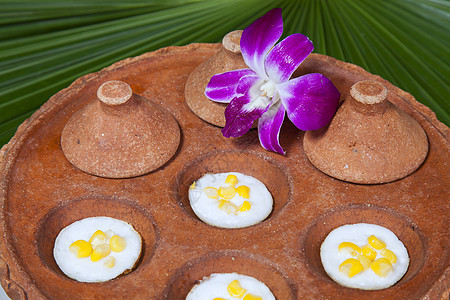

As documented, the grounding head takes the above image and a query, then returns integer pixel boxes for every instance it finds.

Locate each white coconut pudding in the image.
[53,216,142,282]
[320,223,409,290]
[188,172,273,228]
[186,272,275,300]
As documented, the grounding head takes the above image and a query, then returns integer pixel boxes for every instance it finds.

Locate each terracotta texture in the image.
[185,31,247,127]
[303,80,429,184]
[61,80,180,178]
[0,44,448,299]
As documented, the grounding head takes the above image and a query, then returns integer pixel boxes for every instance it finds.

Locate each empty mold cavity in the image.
[302,205,425,287]
[175,150,291,223]
[36,196,157,279]
[164,251,296,299]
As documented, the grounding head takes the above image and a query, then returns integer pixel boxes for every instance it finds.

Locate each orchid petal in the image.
[265,33,314,83]
[277,73,340,130]
[258,99,286,154]
[222,93,271,138]
[205,69,256,103]
[235,73,260,95]
[240,8,283,79]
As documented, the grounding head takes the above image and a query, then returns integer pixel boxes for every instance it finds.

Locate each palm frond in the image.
[0,0,448,146]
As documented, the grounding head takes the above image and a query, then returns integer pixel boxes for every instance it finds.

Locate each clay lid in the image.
[185,30,248,127]
[303,80,429,184]
[61,80,180,178]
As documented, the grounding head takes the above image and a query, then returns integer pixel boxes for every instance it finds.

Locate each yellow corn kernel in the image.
[219,185,236,200]
[361,244,377,261]
[338,242,361,257]
[243,294,263,300]
[370,258,393,277]
[203,187,219,199]
[218,199,238,215]
[190,181,196,190]
[227,280,246,298]
[380,248,397,263]
[357,254,372,270]
[339,258,364,277]
[239,200,252,212]
[103,256,116,268]
[368,235,386,250]
[69,240,92,258]
[110,235,127,252]
[225,174,239,187]
[90,244,111,262]
[89,230,107,248]
[213,298,226,300]
[236,185,250,199]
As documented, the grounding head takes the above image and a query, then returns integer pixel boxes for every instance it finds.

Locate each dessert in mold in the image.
[53,217,142,282]
[189,172,273,228]
[186,273,275,300]
[320,223,409,290]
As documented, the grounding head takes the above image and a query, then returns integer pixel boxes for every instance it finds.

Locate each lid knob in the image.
[350,80,388,105]
[97,80,132,106]
[222,30,243,54]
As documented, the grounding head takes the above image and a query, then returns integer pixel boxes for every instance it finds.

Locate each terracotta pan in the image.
[0,43,448,299]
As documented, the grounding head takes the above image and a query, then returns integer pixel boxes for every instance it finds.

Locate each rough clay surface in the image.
[61,80,180,178]
[185,32,247,127]
[304,80,429,184]
[0,44,448,299]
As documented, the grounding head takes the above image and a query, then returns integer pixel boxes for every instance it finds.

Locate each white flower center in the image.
[260,80,277,98]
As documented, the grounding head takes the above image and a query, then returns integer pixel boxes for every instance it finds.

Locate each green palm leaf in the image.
[0,0,448,147]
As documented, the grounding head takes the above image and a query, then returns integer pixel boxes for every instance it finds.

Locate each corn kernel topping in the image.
[380,248,397,263]
[103,256,116,268]
[339,258,364,277]
[368,235,386,250]
[219,185,236,200]
[361,244,377,261]
[338,242,361,257]
[204,187,219,199]
[239,200,252,212]
[90,243,111,262]
[227,280,246,298]
[190,181,196,190]
[89,230,107,248]
[110,235,127,252]
[218,199,239,215]
[243,294,263,300]
[357,254,372,270]
[236,185,250,199]
[370,258,393,277]
[69,240,92,258]
[225,174,239,187]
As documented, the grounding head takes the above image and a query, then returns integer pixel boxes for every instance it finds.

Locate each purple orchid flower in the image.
[205,8,340,154]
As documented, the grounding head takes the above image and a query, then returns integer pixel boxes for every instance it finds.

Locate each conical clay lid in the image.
[303,80,429,184]
[61,80,180,178]
[185,30,247,127]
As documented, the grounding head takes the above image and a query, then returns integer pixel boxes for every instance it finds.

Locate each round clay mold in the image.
[302,204,425,288]
[175,150,291,225]
[0,44,447,299]
[36,196,157,286]
[164,250,296,299]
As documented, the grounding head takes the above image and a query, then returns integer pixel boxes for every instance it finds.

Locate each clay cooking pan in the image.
[0,43,448,299]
